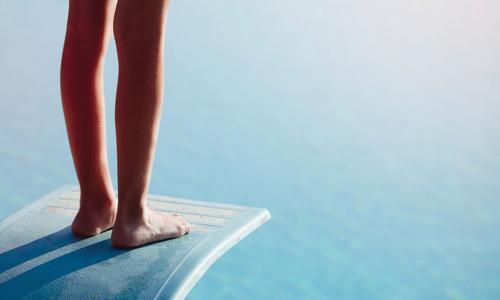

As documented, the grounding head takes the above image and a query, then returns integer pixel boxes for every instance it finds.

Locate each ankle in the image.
[79,193,116,211]
[80,181,115,200]
[116,203,148,224]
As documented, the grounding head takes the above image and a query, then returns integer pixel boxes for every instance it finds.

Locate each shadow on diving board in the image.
[0,185,271,299]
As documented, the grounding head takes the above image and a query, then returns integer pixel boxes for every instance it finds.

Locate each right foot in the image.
[111,207,190,248]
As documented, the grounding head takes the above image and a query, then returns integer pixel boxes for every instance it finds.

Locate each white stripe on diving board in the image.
[43,206,223,230]
[46,200,230,226]
[52,197,240,220]
[61,190,247,212]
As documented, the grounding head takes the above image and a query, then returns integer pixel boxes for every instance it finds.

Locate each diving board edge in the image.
[157,206,271,300]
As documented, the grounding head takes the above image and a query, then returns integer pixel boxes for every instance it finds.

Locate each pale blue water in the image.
[1,1,500,299]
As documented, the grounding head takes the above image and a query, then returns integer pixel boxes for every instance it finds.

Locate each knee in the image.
[65,0,114,43]
[113,17,165,46]
[65,23,106,45]
[113,1,168,45]
[63,22,107,60]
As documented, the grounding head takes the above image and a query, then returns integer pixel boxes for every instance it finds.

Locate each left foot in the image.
[71,199,117,237]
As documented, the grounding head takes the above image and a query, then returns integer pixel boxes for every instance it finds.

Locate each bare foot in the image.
[72,200,117,237]
[111,207,190,248]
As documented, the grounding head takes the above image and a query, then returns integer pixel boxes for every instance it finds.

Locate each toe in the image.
[182,221,190,234]
[174,223,184,236]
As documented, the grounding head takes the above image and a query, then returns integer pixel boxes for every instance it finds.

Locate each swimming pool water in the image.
[1,1,500,299]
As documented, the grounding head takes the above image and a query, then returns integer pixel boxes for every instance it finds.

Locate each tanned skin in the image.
[60,0,190,248]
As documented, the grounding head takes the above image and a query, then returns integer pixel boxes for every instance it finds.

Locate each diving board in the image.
[0,185,271,299]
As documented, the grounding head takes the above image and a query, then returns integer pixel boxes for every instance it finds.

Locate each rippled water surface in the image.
[1,1,500,299]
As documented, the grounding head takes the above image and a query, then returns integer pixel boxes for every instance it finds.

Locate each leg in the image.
[111,0,190,248]
[60,0,118,236]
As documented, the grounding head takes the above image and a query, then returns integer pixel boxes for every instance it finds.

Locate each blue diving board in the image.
[0,186,271,299]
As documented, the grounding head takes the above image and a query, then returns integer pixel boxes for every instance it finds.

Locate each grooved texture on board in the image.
[0,186,270,300]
